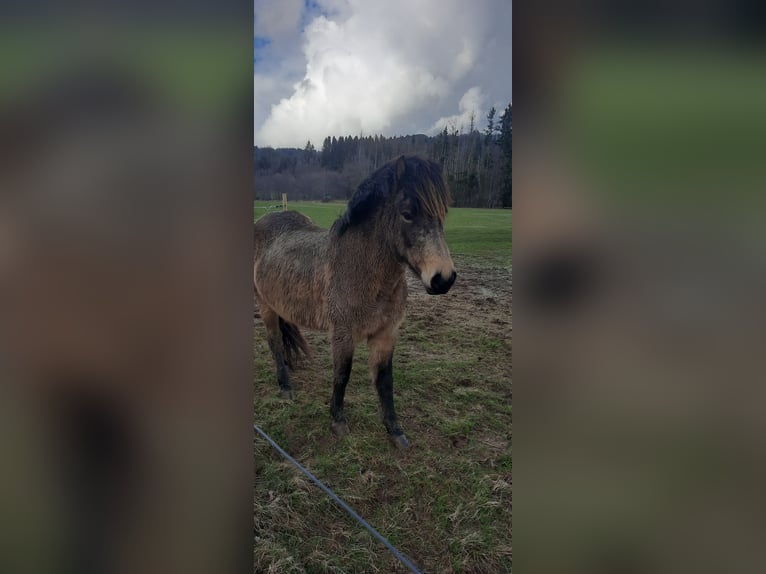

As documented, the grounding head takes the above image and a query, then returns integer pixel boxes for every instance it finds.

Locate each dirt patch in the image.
[406,258,511,333]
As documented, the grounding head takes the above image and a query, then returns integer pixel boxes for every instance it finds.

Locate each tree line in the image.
[255,103,511,208]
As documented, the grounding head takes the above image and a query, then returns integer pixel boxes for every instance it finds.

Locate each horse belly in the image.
[255,251,328,331]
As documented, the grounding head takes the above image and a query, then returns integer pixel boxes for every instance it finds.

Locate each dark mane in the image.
[331,156,450,236]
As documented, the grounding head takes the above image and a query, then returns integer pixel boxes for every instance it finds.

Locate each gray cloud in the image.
[254,0,304,40]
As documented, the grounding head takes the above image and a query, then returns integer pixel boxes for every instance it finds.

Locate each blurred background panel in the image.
[0,4,252,574]
[515,1,766,573]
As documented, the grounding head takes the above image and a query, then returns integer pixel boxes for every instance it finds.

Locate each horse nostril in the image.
[430,270,456,294]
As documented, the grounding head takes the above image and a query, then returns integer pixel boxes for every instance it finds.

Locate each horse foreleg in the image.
[260,306,292,399]
[368,333,409,450]
[330,332,354,437]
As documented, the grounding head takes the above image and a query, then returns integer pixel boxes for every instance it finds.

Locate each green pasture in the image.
[0,25,247,114]
[254,201,512,269]
[566,47,766,200]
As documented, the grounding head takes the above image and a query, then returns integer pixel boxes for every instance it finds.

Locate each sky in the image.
[254,0,512,148]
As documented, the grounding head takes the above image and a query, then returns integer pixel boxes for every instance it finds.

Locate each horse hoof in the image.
[279,389,294,400]
[331,421,350,437]
[390,433,410,450]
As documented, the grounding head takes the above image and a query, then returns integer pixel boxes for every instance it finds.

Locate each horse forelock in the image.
[332,156,449,236]
[406,159,450,223]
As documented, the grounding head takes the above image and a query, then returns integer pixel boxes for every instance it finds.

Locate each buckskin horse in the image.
[254,156,456,449]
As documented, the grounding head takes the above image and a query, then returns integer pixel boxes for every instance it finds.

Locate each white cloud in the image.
[430,86,485,134]
[254,0,511,147]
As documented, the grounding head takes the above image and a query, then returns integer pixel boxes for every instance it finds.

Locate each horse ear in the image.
[395,155,406,181]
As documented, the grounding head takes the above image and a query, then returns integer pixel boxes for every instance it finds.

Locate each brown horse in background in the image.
[254,156,456,449]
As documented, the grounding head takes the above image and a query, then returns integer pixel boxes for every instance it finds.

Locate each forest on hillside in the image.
[254,103,511,208]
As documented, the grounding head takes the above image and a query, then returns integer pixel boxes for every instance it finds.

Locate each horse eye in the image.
[401,211,413,222]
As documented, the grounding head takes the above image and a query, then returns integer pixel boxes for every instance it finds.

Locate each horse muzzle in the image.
[425,270,457,295]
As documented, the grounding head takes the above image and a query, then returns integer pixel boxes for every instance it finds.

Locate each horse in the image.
[254,155,457,449]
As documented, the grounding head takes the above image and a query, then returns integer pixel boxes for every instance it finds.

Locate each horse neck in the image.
[335,218,404,286]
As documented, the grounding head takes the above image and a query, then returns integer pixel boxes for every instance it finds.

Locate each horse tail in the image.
[279,318,311,369]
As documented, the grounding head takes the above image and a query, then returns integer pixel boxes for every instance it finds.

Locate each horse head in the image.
[391,156,457,295]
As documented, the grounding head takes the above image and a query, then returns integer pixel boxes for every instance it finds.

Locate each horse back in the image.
[253,211,321,260]
[253,211,330,330]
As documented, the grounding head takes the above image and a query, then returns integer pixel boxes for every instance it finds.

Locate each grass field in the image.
[254,202,512,573]
[253,201,512,269]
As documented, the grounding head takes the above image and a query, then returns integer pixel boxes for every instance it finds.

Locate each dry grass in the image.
[254,253,511,573]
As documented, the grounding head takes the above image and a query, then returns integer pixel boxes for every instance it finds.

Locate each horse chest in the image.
[327,267,407,339]
[361,284,406,337]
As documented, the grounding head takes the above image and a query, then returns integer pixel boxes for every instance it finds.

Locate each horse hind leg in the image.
[260,305,293,400]
[329,330,354,437]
